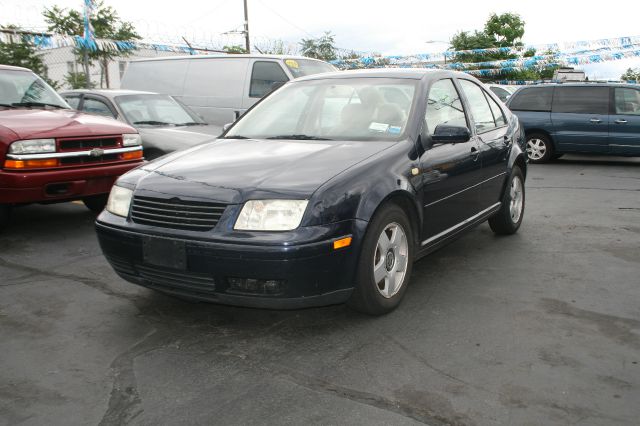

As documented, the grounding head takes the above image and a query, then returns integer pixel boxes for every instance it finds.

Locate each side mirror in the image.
[222,122,233,132]
[431,125,471,144]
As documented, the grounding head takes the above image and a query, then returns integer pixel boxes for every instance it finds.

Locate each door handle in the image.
[589,118,602,123]
[615,119,628,124]
[470,146,480,161]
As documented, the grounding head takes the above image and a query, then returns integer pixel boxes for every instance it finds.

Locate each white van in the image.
[120,55,336,125]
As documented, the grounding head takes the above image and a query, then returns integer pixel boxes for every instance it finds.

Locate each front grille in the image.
[136,264,216,295]
[131,196,226,231]
[59,137,119,151]
[59,154,120,165]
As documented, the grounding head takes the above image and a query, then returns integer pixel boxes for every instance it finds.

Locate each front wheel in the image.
[526,133,553,164]
[82,194,109,214]
[348,203,414,315]
[489,167,525,235]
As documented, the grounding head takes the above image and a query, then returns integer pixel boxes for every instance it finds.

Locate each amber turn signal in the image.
[333,236,352,250]
[4,159,59,169]
[120,150,144,161]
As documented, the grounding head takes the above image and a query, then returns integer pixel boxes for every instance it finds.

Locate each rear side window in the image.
[486,95,507,127]
[82,98,115,118]
[614,88,640,115]
[509,87,553,112]
[64,95,81,109]
[490,86,510,102]
[249,62,288,98]
[552,87,609,114]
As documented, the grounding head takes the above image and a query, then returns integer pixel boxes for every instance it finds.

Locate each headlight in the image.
[106,185,133,217]
[122,133,141,147]
[9,139,56,154]
[234,200,308,231]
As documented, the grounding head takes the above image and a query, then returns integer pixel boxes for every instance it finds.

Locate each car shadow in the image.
[553,154,640,167]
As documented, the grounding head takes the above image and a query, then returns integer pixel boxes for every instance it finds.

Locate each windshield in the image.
[284,58,336,78]
[0,69,69,108]
[114,94,204,126]
[226,78,417,141]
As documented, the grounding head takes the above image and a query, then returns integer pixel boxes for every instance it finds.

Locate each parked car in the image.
[0,65,143,230]
[120,54,336,126]
[487,84,518,102]
[507,83,640,163]
[96,69,527,315]
[60,89,221,160]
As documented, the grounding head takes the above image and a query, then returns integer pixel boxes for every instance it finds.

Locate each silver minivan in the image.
[120,55,336,125]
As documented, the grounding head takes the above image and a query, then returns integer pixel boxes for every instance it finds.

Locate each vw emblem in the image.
[89,148,104,157]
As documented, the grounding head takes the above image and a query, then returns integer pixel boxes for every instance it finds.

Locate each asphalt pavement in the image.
[1,154,639,426]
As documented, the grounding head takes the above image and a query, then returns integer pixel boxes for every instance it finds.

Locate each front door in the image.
[610,87,640,155]
[551,86,609,153]
[419,78,483,242]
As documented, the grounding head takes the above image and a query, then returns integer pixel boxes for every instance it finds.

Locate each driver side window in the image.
[425,79,467,136]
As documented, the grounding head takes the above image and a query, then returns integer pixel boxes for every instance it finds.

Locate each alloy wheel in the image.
[510,175,524,223]
[526,138,546,161]
[373,222,409,298]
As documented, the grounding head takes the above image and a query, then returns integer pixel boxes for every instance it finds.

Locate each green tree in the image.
[64,71,94,89]
[299,31,337,61]
[621,68,640,81]
[448,13,557,81]
[223,45,247,54]
[484,13,525,48]
[0,25,58,88]
[43,1,140,88]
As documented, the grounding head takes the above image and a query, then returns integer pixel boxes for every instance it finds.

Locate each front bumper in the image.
[96,218,368,309]
[0,161,142,204]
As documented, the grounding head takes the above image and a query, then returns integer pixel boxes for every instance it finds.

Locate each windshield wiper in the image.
[133,120,171,125]
[12,102,66,109]
[266,134,333,140]
[174,122,205,126]
[0,103,17,109]
[221,135,250,139]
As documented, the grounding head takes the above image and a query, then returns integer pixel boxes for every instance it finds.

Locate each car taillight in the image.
[4,159,60,169]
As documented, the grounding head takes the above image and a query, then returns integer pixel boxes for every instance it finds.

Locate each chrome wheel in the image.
[373,222,409,299]
[510,175,524,223]
[526,138,546,161]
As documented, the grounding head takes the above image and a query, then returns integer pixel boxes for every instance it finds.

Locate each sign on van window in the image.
[250,62,288,98]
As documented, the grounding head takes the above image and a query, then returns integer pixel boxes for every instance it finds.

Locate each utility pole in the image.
[243,0,250,53]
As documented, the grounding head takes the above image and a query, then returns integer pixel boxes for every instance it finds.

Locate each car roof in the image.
[517,82,638,88]
[0,64,32,72]
[294,68,471,82]
[127,54,329,63]
[60,89,159,100]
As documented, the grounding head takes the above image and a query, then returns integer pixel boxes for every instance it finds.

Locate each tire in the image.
[489,167,525,235]
[526,133,553,164]
[0,204,10,231]
[348,203,414,315]
[82,194,109,214]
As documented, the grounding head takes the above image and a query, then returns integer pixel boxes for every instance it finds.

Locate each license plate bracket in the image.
[142,237,186,270]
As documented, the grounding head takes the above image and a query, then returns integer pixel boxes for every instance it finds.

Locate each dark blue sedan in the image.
[96,69,527,315]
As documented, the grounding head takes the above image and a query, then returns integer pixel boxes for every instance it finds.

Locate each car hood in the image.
[0,109,135,141]
[137,124,221,151]
[133,138,395,204]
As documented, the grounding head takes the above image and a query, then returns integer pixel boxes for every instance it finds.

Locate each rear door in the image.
[610,86,640,155]
[551,86,609,153]
[458,79,510,207]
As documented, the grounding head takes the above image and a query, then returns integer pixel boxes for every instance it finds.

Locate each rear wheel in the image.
[489,167,525,235]
[348,203,414,315]
[0,204,10,231]
[526,133,553,164]
[82,194,108,214]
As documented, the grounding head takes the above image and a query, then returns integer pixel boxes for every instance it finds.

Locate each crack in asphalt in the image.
[0,256,139,303]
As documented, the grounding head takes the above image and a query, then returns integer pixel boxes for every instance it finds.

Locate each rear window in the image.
[552,87,609,114]
[508,87,553,112]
